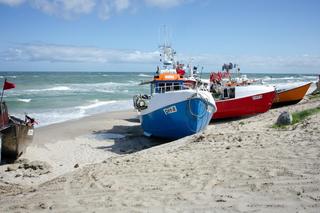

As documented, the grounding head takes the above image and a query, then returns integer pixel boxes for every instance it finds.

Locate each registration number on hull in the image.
[252,95,263,100]
[27,129,34,136]
[163,106,177,115]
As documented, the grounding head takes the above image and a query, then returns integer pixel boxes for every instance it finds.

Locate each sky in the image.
[0,0,319,73]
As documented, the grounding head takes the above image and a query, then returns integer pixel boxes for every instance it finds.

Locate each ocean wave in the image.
[95,89,115,93]
[72,82,129,88]
[138,74,153,77]
[23,99,133,127]
[262,76,272,81]
[273,82,311,90]
[45,86,71,91]
[302,75,318,80]
[76,100,117,110]
[23,82,135,95]
[0,75,17,79]
[17,98,31,103]
[27,86,72,93]
[261,76,299,81]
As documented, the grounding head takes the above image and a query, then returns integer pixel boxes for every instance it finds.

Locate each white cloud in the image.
[98,0,130,20]
[0,0,130,20]
[0,0,25,6]
[114,0,130,11]
[2,43,320,73]
[183,53,320,72]
[1,43,159,64]
[29,0,96,19]
[98,0,111,20]
[0,0,189,20]
[144,0,185,8]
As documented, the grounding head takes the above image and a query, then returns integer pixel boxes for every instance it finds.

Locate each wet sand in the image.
[0,96,320,212]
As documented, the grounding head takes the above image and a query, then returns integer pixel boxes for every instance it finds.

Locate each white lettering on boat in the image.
[252,95,263,100]
[27,129,34,136]
[164,105,177,115]
[164,75,174,79]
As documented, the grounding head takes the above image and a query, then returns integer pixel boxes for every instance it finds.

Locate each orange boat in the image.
[272,82,312,107]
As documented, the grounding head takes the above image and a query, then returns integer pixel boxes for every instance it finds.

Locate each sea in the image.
[1,72,318,127]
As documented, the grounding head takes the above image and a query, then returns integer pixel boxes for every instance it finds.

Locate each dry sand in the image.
[0,97,320,212]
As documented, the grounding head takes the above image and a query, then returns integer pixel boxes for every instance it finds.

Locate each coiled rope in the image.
[188,92,209,118]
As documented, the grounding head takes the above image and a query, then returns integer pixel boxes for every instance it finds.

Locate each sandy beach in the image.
[0,96,320,212]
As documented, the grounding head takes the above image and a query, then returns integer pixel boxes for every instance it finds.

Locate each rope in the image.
[185,92,212,134]
[188,93,209,118]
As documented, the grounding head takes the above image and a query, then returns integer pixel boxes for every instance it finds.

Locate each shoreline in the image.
[0,96,319,212]
[33,109,137,144]
[0,109,143,186]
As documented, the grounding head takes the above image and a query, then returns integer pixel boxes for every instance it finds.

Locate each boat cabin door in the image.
[223,87,235,99]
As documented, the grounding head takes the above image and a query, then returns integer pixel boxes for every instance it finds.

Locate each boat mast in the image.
[159,25,175,70]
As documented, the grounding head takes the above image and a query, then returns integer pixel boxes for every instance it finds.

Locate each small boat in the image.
[272,82,312,107]
[209,65,275,119]
[210,84,276,119]
[0,80,35,161]
[133,44,216,139]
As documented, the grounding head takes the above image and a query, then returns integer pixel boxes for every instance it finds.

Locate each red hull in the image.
[213,91,276,119]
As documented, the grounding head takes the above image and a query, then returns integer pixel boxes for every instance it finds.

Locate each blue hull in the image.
[141,98,214,139]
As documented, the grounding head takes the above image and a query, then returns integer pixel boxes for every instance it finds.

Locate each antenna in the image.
[159,25,170,47]
[158,25,175,69]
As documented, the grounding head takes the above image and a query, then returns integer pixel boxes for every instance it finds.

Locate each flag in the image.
[3,80,16,90]
[176,69,185,76]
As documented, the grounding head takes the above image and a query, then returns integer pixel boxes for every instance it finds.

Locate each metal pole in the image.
[0,79,5,128]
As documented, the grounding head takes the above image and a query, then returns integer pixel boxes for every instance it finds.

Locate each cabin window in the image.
[229,88,235,98]
[158,83,165,93]
[174,82,180,90]
[166,83,172,92]
[223,88,228,98]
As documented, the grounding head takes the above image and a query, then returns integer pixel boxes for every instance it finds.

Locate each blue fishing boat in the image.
[133,44,216,139]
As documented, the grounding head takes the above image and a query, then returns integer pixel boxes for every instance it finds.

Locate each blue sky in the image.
[0,0,319,73]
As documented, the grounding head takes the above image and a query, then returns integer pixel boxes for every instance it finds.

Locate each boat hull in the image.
[272,82,311,107]
[1,118,34,160]
[140,91,215,139]
[213,90,275,119]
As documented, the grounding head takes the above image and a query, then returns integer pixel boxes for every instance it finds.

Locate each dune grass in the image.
[272,106,320,128]
[309,93,320,100]
[291,106,320,124]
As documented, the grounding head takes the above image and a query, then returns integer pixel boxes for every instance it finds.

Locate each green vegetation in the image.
[272,123,287,129]
[309,93,320,100]
[291,106,320,124]
[272,106,320,128]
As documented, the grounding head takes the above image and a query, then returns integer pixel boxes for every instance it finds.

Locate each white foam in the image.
[45,86,71,91]
[273,82,311,91]
[76,100,117,111]
[22,99,133,127]
[138,74,152,77]
[17,98,31,103]
[27,86,72,93]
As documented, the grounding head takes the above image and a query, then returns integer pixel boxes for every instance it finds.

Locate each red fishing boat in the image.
[209,68,276,120]
[212,85,275,119]
[209,63,276,119]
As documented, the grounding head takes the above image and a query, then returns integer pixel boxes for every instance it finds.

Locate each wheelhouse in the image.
[152,80,186,94]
